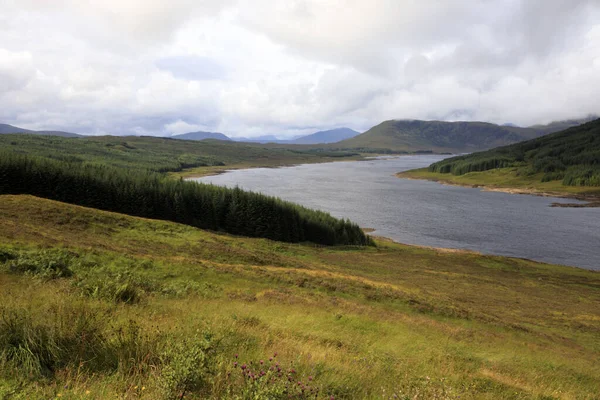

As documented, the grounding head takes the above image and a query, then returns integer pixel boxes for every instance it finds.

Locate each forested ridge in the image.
[428,118,600,187]
[0,153,372,246]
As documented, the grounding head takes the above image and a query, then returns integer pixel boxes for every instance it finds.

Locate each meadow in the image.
[1,194,599,399]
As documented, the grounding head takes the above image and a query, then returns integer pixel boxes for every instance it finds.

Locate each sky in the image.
[1,0,599,138]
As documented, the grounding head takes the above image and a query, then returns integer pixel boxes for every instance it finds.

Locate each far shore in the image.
[396,168,600,207]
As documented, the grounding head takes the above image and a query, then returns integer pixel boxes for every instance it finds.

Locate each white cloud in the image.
[164,120,207,135]
[0,0,599,136]
[0,49,35,93]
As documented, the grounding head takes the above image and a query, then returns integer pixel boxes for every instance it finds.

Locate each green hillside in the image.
[1,195,600,399]
[0,134,359,176]
[428,118,600,187]
[0,153,371,246]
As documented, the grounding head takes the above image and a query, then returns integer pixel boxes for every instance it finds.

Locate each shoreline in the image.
[367,233,598,271]
[396,172,600,207]
[176,156,368,179]
[177,153,442,179]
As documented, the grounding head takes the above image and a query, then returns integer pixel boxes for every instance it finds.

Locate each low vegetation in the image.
[1,195,599,399]
[0,134,359,174]
[0,153,371,246]
[427,118,600,187]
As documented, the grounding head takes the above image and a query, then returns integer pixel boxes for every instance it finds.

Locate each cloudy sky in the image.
[1,0,599,137]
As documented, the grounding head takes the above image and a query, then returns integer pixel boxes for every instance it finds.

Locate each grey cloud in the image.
[0,0,599,136]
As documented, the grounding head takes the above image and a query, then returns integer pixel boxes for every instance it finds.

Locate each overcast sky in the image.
[1,0,599,137]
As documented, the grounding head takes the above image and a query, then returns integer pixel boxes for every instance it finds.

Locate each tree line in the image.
[0,153,373,246]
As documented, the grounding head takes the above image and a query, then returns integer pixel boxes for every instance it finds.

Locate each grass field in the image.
[1,195,599,399]
[397,168,600,201]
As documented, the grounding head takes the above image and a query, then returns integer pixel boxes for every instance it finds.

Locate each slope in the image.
[399,118,600,199]
[333,120,544,152]
[1,194,599,399]
[0,134,359,176]
[0,123,81,137]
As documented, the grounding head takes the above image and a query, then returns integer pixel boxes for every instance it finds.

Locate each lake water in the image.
[194,156,600,270]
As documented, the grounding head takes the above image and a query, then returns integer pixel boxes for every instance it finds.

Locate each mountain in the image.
[527,115,598,135]
[332,120,542,152]
[428,118,600,188]
[288,128,360,144]
[0,123,81,138]
[171,131,231,141]
[331,117,596,152]
[232,135,282,143]
[233,128,360,145]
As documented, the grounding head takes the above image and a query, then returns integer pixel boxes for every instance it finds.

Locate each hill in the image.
[0,123,81,138]
[171,131,231,141]
[331,118,595,153]
[1,194,599,398]
[333,120,547,152]
[399,118,600,200]
[0,153,370,246]
[0,134,359,176]
[527,115,598,135]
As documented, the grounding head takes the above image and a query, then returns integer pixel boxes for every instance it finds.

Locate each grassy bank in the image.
[1,195,599,399]
[397,168,600,201]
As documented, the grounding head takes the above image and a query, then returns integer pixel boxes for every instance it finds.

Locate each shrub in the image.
[223,353,324,399]
[159,333,215,398]
[5,249,74,280]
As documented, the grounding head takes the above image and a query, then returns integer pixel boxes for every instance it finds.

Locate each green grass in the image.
[1,195,599,399]
[397,168,600,199]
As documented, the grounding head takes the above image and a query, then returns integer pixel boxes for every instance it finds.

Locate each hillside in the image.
[527,115,598,135]
[0,153,370,246]
[331,118,596,153]
[171,131,231,141]
[0,134,359,176]
[1,194,600,399]
[0,123,81,138]
[399,118,600,200]
[333,120,547,152]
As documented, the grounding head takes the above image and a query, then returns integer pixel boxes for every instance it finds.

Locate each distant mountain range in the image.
[331,117,597,152]
[168,127,361,144]
[1,116,596,152]
[0,123,81,138]
[283,128,360,144]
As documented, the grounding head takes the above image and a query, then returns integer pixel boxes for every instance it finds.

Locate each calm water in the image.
[194,156,600,270]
